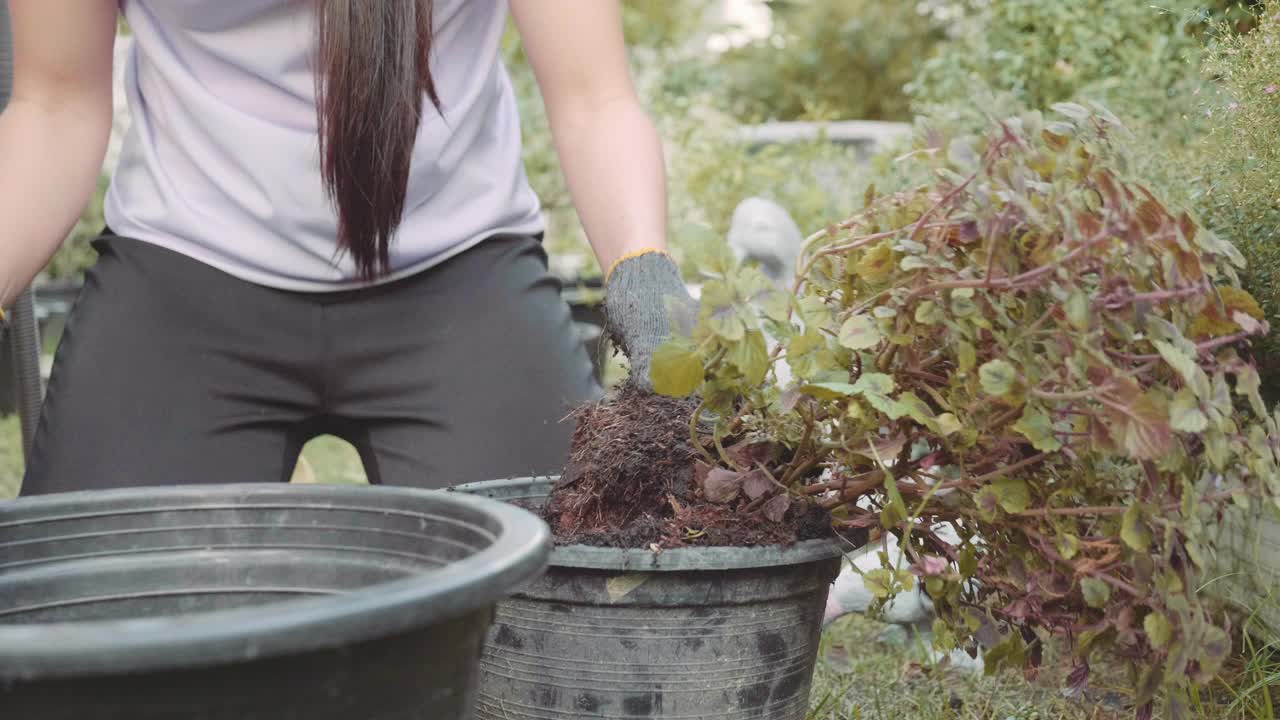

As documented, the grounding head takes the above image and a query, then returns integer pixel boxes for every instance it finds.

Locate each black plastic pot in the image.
[0,483,552,719]
[452,477,842,719]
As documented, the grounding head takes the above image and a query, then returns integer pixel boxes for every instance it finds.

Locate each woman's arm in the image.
[509,0,667,279]
[510,1,699,393]
[0,0,117,310]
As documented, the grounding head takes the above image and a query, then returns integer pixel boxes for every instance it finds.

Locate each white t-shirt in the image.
[106,0,545,291]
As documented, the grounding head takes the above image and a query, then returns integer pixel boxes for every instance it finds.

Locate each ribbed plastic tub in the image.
[0,483,552,720]
[452,477,841,720]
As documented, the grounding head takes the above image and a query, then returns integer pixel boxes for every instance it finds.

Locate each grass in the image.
[809,614,1130,720]
[810,613,1280,720]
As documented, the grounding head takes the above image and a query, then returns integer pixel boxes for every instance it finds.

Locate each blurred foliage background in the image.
[44,0,1279,391]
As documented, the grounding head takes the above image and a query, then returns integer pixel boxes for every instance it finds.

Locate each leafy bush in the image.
[1188,1,1280,398]
[714,0,948,122]
[907,0,1225,129]
[654,106,1279,717]
[502,11,870,281]
[43,174,109,282]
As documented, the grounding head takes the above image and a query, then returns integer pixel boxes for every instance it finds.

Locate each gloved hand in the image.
[602,249,699,392]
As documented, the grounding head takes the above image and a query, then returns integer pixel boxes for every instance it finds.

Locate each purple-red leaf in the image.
[728,440,777,469]
[1066,662,1090,698]
[742,469,774,500]
[762,494,792,522]
[703,468,744,504]
[913,555,950,577]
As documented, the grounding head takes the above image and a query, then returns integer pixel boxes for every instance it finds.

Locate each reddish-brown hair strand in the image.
[315,0,439,280]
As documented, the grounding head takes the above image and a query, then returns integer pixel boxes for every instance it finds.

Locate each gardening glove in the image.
[602,249,699,393]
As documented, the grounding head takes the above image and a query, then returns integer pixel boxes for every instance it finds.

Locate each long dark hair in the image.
[315,0,439,280]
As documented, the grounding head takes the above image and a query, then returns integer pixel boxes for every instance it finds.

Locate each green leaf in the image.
[787,330,838,382]
[883,475,908,525]
[935,413,963,437]
[1052,102,1092,121]
[852,372,896,397]
[958,342,977,375]
[796,295,832,327]
[1196,625,1231,680]
[758,288,793,324]
[895,391,935,425]
[983,632,1027,676]
[1120,390,1174,461]
[703,282,745,342]
[914,301,945,325]
[838,314,883,350]
[1157,570,1184,595]
[650,339,704,397]
[975,487,1000,521]
[1144,613,1174,650]
[1066,290,1091,330]
[729,331,769,386]
[1236,365,1267,418]
[800,382,859,400]
[863,391,900,417]
[1122,504,1152,552]
[1013,407,1063,452]
[1057,533,1081,560]
[979,359,1017,397]
[862,569,894,599]
[1169,388,1208,433]
[899,256,930,272]
[1082,577,1111,608]
[950,288,978,318]
[959,545,978,578]
[992,478,1031,514]
[1154,340,1198,385]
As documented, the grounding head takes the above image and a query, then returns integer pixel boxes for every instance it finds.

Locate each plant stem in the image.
[689,400,717,467]
[968,452,1051,485]
[819,470,886,508]
[1031,387,1100,402]
[1017,504,1128,518]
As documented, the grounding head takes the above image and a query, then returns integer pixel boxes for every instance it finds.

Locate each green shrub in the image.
[905,0,1236,134]
[655,104,1278,718]
[715,0,948,123]
[1191,0,1280,398]
[43,173,109,283]
[502,10,872,281]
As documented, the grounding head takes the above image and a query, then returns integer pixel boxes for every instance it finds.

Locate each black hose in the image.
[3,2,44,460]
[8,290,42,459]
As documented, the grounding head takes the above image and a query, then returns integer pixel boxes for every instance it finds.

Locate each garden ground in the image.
[1,413,1274,719]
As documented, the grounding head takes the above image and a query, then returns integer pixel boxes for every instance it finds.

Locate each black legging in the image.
[19,231,602,495]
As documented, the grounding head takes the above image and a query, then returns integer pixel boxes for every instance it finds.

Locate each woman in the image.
[0,1,696,495]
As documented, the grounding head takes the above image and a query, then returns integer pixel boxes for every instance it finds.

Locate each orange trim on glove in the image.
[604,248,672,283]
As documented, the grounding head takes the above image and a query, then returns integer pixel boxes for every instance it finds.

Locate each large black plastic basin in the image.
[0,483,551,719]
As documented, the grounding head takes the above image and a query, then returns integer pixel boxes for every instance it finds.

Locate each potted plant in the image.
[648,103,1279,718]
[461,103,1278,718]
[454,389,852,719]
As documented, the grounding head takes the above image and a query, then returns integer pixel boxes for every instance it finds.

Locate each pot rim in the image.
[0,483,551,680]
[449,477,848,572]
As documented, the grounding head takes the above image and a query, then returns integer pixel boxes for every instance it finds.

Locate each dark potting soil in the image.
[543,385,834,550]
